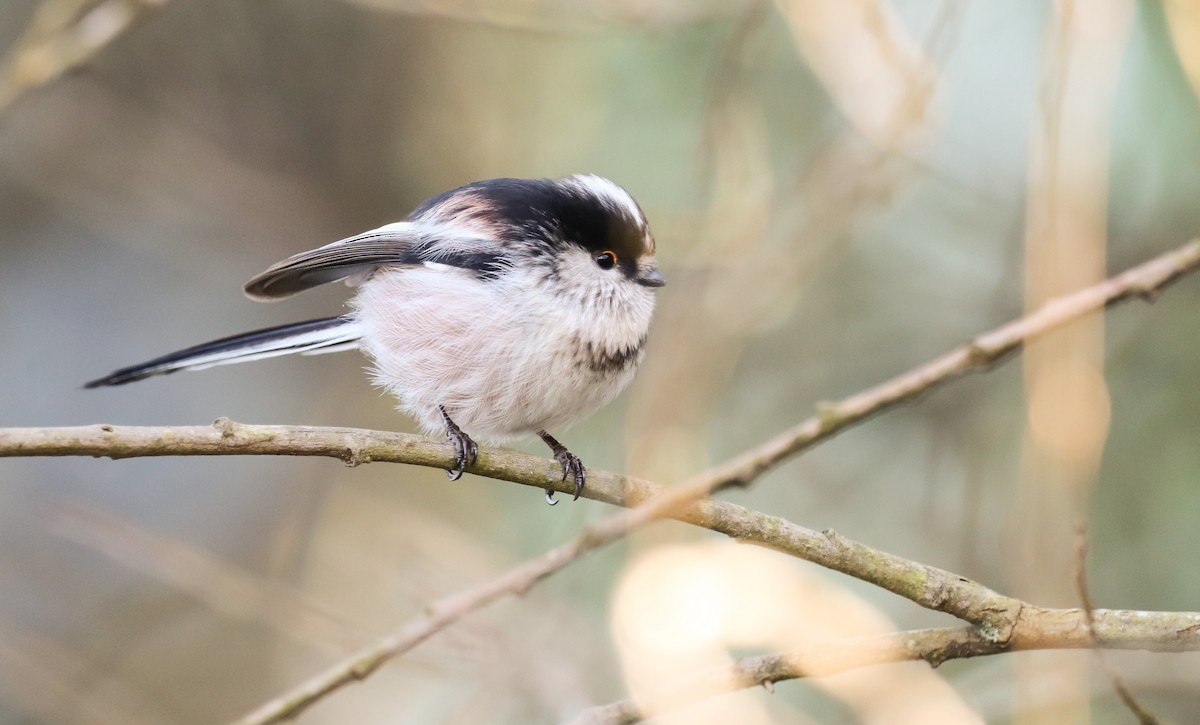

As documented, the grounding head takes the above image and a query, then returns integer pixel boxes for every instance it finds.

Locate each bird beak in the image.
[636,266,666,288]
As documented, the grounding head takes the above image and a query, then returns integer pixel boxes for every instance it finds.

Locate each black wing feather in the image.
[242,226,507,301]
[243,236,423,301]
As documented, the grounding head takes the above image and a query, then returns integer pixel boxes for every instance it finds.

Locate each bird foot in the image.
[439,406,477,481]
[538,430,585,505]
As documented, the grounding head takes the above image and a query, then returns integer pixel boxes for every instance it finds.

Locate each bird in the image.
[85,175,665,504]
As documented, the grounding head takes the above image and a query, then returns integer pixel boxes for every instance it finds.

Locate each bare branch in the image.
[569,607,1200,725]
[2,422,1025,627]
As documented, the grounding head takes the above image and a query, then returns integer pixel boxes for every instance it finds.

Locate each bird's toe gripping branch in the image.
[439,406,478,481]
[538,430,586,505]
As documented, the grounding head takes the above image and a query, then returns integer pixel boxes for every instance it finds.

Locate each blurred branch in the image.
[3,239,1199,721]
[1017,0,1136,716]
[0,0,167,114]
[569,609,1200,725]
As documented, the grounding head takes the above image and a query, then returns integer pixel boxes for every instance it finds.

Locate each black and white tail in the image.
[84,315,362,388]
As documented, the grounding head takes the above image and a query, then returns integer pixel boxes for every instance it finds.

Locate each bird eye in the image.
[595,251,618,270]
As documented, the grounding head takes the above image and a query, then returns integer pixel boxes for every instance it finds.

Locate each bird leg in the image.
[537,430,585,505]
[439,406,477,480]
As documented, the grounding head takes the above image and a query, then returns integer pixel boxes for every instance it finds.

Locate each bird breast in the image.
[350,265,654,441]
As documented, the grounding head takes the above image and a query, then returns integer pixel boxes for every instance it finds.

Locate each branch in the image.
[3,239,1199,722]
[3,419,1023,622]
[568,608,1200,725]
[228,508,1032,724]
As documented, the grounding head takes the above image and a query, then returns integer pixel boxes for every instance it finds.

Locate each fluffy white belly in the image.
[351,267,641,441]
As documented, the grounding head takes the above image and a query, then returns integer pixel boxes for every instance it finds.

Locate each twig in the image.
[1075,524,1162,725]
[3,239,1198,722]
[568,607,1200,725]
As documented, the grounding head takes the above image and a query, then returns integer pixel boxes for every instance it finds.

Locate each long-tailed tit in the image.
[86,175,665,504]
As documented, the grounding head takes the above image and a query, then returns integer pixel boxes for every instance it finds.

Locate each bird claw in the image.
[552,447,586,501]
[537,430,585,505]
[439,406,477,481]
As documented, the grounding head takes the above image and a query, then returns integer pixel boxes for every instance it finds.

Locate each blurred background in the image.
[2,1,1199,723]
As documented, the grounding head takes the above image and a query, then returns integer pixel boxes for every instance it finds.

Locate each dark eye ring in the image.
[595,251,618,270]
